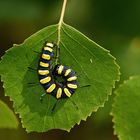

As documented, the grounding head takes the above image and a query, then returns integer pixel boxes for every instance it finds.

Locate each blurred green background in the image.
[0,0,140,140]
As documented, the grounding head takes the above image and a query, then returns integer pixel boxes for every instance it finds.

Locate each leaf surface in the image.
[0,100,18,129]
[0,23,119,132]
[111,76,140,140]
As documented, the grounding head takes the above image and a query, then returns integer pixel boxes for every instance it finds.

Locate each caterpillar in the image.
[38,41,78,100]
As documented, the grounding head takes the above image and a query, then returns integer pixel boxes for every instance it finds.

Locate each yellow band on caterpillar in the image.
[39,62,49,67]
[42,54,51,60]
[47,84,56,93]
[58,65,64,74]
[64,69,71,76]
[67,76,77,81]
[67,84,77,89]
[40,76,51,84]
[46,42,54,47]
[38,70,49,75]
[44,47,53,52]
[64,88,71,97]
[56,88,62,99]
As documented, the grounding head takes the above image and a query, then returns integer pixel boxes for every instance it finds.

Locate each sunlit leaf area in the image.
[111,76,140,140]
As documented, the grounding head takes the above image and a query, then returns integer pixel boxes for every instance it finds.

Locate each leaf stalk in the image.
[56,0,67,64]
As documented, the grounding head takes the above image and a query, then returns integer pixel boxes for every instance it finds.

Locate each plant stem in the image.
[57,0,67,45]
[56,0,67,64]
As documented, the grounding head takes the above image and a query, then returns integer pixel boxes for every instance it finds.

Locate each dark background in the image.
[0,0,140,140]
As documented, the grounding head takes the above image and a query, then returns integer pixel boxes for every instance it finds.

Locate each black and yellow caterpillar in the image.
[38,41,78,99]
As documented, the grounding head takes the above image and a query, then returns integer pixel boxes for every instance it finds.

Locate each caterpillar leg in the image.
[27,82,39,87]
[79,85,91,88]
[28,67,37,71]
[51,100,59,112]
[40,93,46,102]
[33,50,40,54]
[69,98,78,110]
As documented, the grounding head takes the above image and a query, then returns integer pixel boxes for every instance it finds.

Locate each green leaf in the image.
[0,23,120,132]
[0,100,18,129]
[111,76,140,140]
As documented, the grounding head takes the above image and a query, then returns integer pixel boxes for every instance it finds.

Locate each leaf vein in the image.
[61,26,114,74]
[61,26,97,64]
[60,41,90,81]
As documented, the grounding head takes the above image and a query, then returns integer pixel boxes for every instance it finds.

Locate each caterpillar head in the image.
[44,41,57,48]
